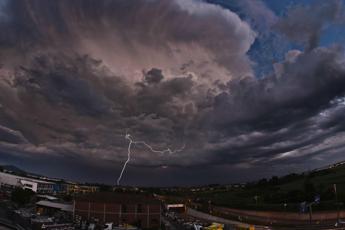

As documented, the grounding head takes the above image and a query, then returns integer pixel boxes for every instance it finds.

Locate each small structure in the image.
[31,216,54,230]
[36,200,73,215]
[165,203,186,213]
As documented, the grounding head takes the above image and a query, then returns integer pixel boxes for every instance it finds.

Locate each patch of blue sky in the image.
[208,0,345,77]
[0,0,9,21]
[320,25,345,47]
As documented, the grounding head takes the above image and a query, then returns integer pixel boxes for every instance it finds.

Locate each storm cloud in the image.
[0,0,345,185]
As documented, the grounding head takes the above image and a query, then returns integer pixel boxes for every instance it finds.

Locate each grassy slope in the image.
[167,163,345,211]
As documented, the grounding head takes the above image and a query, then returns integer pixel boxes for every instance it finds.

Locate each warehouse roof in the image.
[36,200,73,212]
[37,195,59,201]
[0,171,54,184]
[75,192,160,204]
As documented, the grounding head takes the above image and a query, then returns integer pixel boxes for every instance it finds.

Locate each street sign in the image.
[315,195,320,204]
[300,201,307,213]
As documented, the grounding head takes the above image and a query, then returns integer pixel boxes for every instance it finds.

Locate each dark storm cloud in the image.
[0,0,345,185]
[136,74,194,116]
[0,0,255,80]
[0,125,28,144]
[202,46,345,167]
[144,68,164,84]
[274,0,345,51]
[211,46,345,129]
[15,54,113,116]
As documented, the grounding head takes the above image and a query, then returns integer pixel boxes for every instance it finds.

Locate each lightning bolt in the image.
[116,133,185,185]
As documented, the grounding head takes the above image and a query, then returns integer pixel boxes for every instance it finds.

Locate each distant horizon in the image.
[2,158,344,188]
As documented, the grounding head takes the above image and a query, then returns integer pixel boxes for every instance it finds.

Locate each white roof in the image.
[36,200,73,212]
[37,195,59,201]
[166,204,185,208]
[0,171,54,184]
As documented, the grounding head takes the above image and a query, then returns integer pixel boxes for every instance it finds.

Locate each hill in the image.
[158,161,345,212]
[0,165,27,175]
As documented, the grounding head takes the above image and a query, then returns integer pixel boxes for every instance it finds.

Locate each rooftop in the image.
[37,195,59,201]
[36,200,73,212]
[75,192,161,204]
[0,171,54,184]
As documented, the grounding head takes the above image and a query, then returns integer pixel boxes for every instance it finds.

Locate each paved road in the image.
[161,216,179,230]
[186,208,345,230]
[187,208,264,229]
[0,226,11,230]
[187,208,243,225]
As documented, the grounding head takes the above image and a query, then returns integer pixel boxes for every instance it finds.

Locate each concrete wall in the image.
[74,201,161,228]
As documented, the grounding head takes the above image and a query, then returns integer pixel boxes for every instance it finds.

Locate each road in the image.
[0,226,11,230]
[186,208,345,230]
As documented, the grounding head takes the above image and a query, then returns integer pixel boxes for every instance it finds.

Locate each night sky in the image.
[1,0,345,186]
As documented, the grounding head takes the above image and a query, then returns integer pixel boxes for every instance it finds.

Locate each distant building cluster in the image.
[158,183,247,194]
[0,171,99,194]
[0,170,163,229]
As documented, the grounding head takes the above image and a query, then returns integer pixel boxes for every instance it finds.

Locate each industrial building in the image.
[73,193,161,229]
[0,171,54,193]
[67,184,99,194]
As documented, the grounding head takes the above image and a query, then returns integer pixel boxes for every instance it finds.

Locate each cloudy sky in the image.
[1,0,345,186]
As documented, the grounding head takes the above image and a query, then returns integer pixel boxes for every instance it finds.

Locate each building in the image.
[52,183,68,194]
[0,171,54,193]
[165,203,186,213]
[67,184,99,194]
[73,193,161,229]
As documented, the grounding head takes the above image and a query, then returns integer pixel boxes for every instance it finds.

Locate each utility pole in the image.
[309,203,313,225]
[208,200,212,214]
[334,184,340,226]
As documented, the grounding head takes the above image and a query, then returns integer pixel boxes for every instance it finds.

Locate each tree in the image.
[11,188,34,206]
[304,179,315,202]
[257,178,268,187]
[287,189,304,203]
[269,176,279,186]
[99,184,112,192]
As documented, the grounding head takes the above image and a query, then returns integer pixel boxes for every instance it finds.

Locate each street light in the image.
[254,195,259,207]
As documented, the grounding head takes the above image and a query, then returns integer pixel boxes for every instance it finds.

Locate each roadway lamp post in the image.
[308,195,320,225]
[308,202,313,225]
[254,195,259,207]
